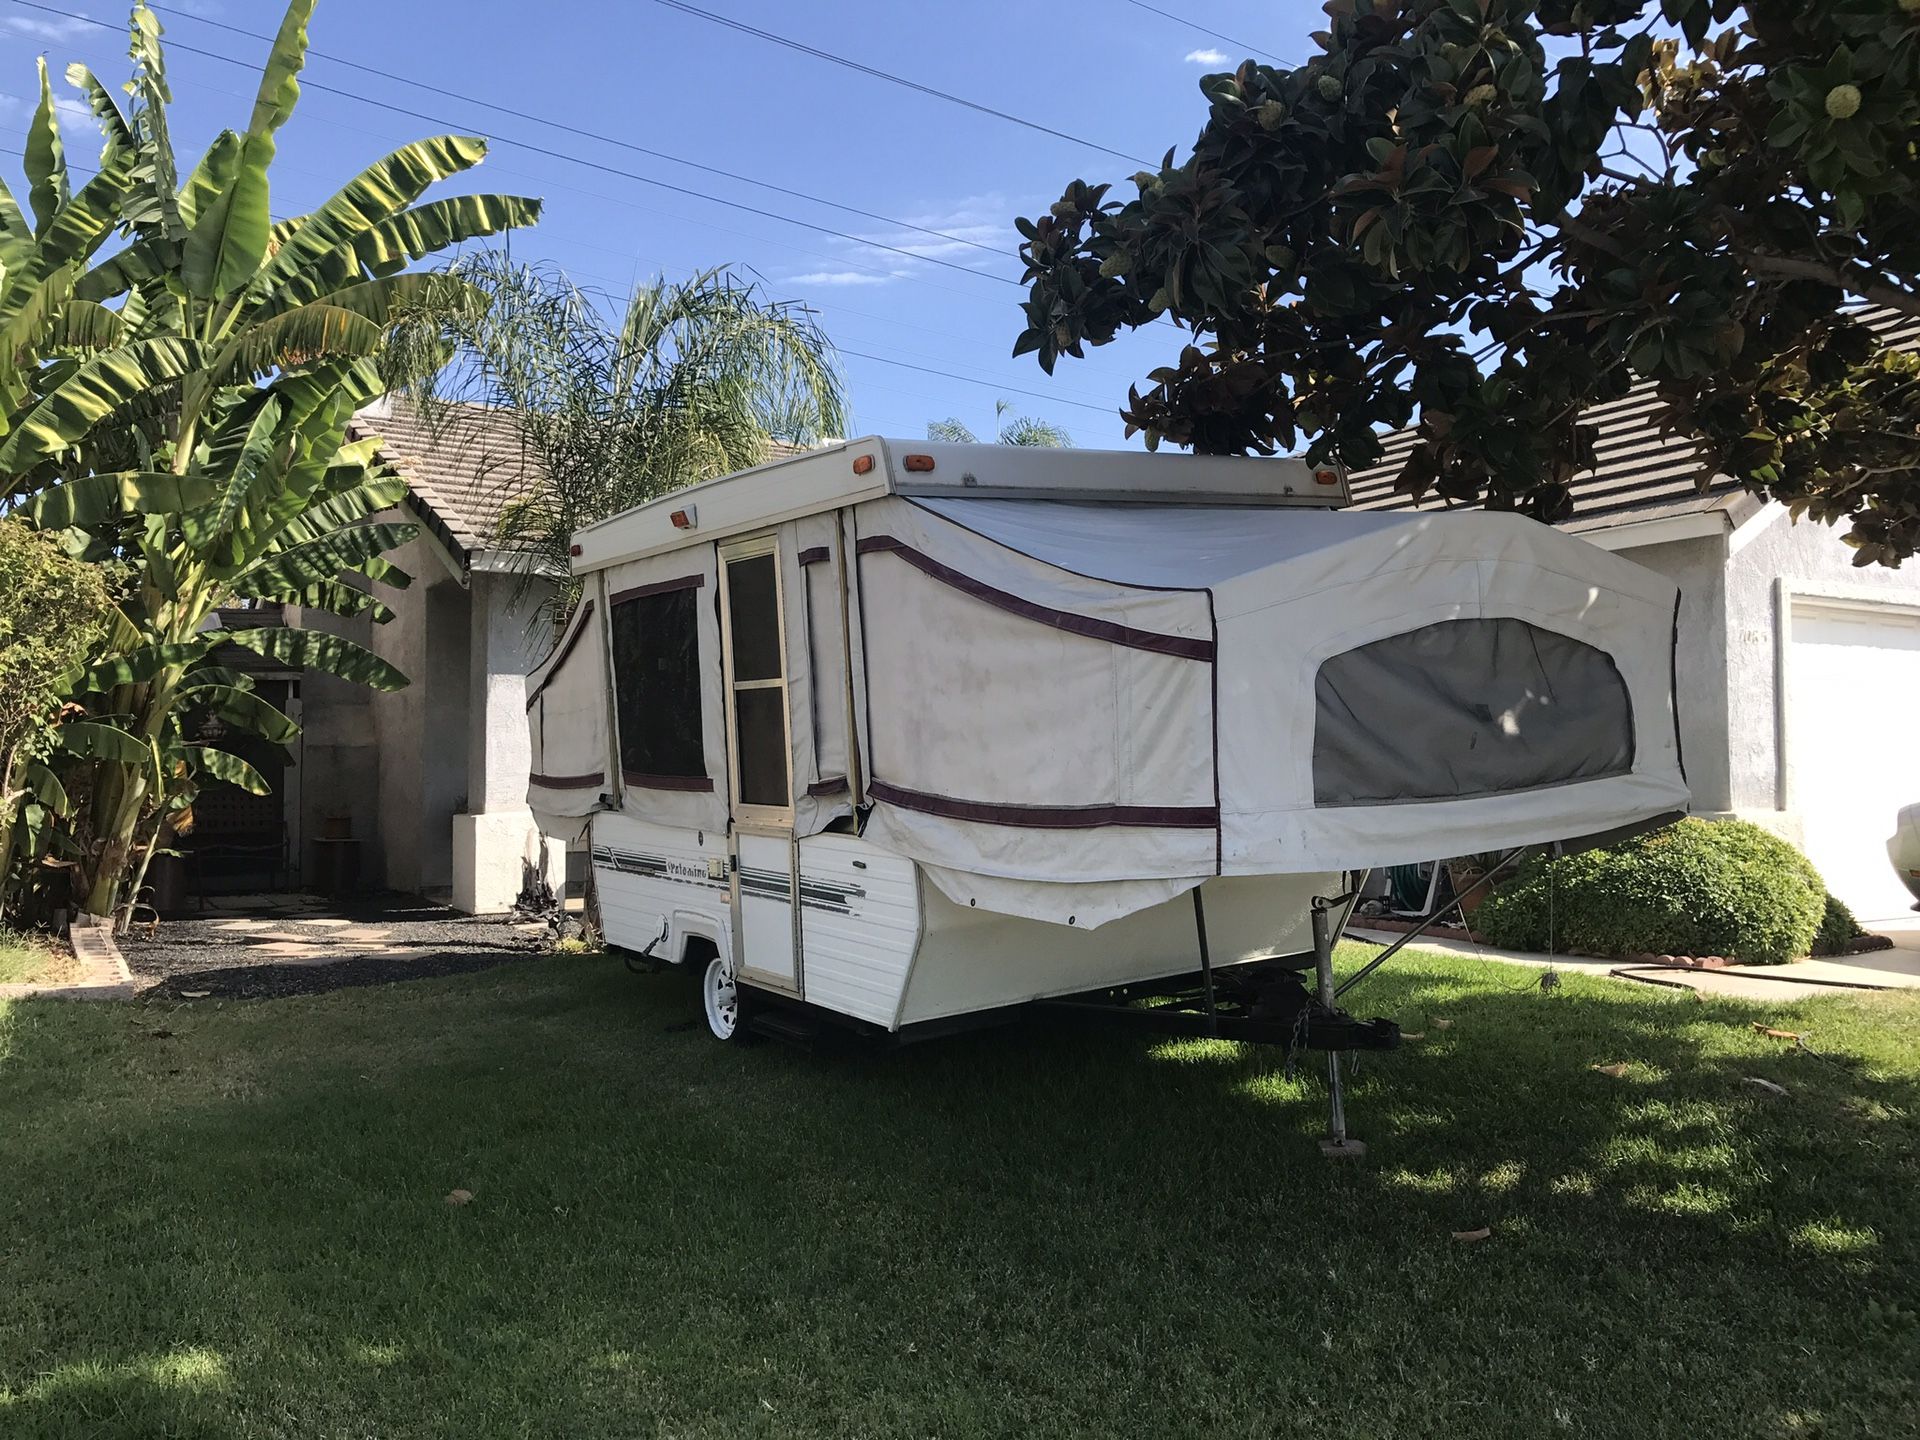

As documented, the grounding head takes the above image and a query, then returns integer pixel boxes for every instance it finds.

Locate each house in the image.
[1347,308,1920,924]
[188,398,562,913]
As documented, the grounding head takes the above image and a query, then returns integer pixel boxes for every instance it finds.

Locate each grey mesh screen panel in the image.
[1312,618,1633,806]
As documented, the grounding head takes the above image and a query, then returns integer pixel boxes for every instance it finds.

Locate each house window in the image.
[610,581,706,786]
[1312,617,1634,805]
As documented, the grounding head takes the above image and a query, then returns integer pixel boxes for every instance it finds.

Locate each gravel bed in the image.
[125,895,549,1001]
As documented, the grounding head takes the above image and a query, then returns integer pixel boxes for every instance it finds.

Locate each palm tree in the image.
[395,252,848,620]
[927,400,1072,447]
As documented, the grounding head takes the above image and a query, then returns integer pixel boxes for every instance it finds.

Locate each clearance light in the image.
[670,506,697,530]
[902,453,936,472]
[851,454,876,475]
[569,543,583,557]
[1314,468,1340,487]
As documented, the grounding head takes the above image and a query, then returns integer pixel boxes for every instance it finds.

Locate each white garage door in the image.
[1788,600,1920,923]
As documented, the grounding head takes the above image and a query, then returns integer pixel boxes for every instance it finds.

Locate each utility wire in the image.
[149,2,1018,267]
[1121,1,1293,68]
[6,0,1022,285]
[647,0,1154,166]
[837,350,1116,415]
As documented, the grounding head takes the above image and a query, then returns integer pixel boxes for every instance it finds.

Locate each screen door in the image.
[719,537,799,991]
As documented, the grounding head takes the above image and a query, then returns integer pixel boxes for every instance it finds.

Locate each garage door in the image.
[1788,600,1920,922]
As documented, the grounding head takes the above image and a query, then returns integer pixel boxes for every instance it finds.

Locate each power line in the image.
[6,0,1021,286]
[151,2,1018,268]
[837,349,1116,416]
[647,0,1154,167]
[1121,0,1292,67]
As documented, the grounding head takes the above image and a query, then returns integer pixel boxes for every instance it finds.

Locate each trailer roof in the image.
[569,437,1344,573]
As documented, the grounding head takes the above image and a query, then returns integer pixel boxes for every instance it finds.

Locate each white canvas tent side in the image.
[842,491,1688,925]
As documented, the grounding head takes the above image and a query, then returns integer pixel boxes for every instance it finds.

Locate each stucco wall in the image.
[1721,508,1920,820]
[1609,533,1732,815]
[466,572,555,813]
[366,533,471,898]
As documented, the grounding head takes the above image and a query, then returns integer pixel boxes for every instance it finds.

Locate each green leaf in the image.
[234,521,417,594]
[185,394,284,551]
[244,135,492,307]
[231,578,395,624]
[209,302,385,384]
[62,64,136,158]
[184,685,300,744]
[224,626,409,691]
[22,762,70,816]
[0,174,29,273]
[348,195,541,277]
[26,58,71,235]
[180,0,314,298]
[18,470,216,528]
[79,641,213,692]
[54,720,150,764]
[0,337,204,475]
[177,130,241,231]
[123,0,184,243]
[47,298,127,354]
[186,746,270,795]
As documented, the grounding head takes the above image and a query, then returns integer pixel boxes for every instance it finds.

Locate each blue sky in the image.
[0,0,1327,448]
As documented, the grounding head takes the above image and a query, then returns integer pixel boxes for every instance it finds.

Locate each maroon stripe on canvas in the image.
[524,600,597,712]
[622,771,716,793]
[797,546,832,566]
[530,771,604,789]
[866,778,1217,830]
[610,573,705,605]
[806,776,849,796]
[854,535,1213,661]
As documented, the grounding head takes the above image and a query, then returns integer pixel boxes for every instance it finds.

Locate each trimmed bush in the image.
[1473,818,1826,965]
[1811,892,1866,957]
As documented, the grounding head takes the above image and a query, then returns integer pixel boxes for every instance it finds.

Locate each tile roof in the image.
[1345,306,1920,535]
[348,399,814,561]
[348,398,540,558]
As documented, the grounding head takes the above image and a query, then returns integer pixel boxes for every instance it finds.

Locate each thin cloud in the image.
[0,14,96,41]
[789,270,908,288]
[1185,47,1229,64]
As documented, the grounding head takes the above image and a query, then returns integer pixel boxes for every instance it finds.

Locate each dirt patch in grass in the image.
[0,929,80,986]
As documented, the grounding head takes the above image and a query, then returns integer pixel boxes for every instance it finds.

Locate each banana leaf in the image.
[224,626,408,691]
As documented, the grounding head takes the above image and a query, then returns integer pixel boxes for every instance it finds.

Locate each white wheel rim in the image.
[703,957,737,1039]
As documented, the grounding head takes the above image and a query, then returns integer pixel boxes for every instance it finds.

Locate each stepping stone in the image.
[250,942,333,959]
[296,918,354,929]
[206,919,269,931]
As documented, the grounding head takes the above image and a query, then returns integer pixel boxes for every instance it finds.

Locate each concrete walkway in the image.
[1346,918,1920,1002]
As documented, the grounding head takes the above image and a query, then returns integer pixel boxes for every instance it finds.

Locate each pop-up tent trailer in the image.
[527,438,1689,1145]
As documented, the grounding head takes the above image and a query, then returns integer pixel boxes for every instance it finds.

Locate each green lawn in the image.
[3,948,1917,1439]
[0,929,74,986]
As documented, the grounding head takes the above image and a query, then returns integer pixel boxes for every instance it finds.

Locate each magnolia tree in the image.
[1014,0,1920,565]
[0,2,538,918]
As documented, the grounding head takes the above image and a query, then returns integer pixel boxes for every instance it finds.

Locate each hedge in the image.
[1472,818,1828,965]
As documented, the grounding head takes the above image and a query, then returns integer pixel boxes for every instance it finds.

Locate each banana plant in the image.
[0,0,541,916]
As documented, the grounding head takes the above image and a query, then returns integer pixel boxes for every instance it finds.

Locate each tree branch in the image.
[1736,251,1920,318]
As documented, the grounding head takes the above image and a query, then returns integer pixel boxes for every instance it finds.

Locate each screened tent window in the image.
[610,585,706,784]
[723,550,791,809]
[1313,617,1633,806]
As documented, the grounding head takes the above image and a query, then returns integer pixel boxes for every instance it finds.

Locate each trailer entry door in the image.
[719,536,801,994]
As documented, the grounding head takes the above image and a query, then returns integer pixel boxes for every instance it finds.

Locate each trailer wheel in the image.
[701,955,747,1042]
